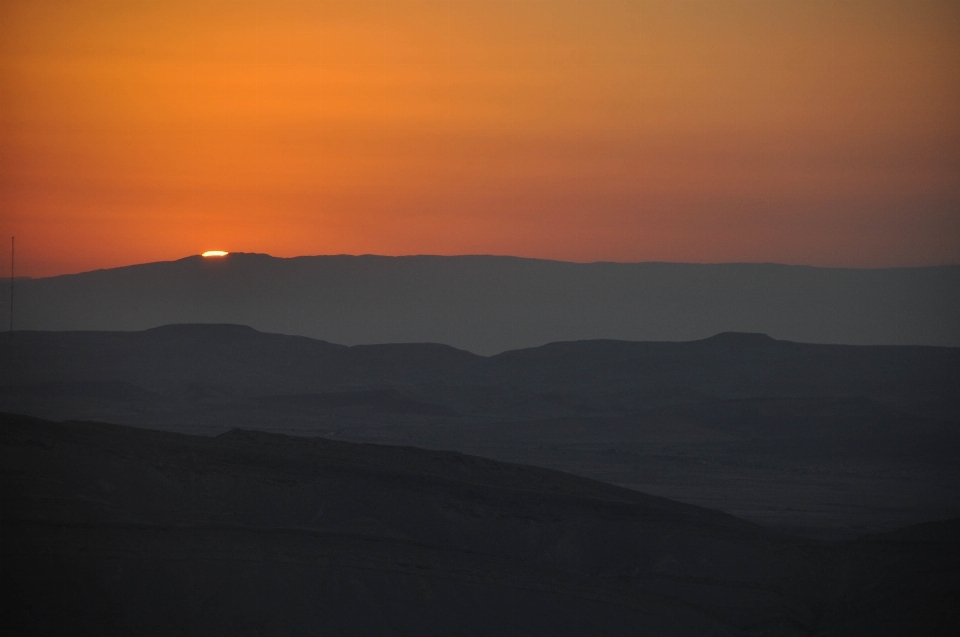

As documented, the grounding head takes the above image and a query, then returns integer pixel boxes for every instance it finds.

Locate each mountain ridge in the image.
[3,325,958,536]
[6,254,958,353]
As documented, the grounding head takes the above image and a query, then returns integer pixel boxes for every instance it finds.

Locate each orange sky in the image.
[2,0,958,277]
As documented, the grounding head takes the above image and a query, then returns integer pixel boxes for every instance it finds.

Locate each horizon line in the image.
[10,252,960,280]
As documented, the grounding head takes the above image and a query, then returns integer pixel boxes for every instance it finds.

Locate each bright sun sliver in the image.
[202,251,228,257]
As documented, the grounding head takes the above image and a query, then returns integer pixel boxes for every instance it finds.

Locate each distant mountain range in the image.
[5,254,959,353]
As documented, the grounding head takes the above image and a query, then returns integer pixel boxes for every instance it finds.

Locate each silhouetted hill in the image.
[6,254,959,353]
[3,326,958,537]
[3,325,958,410]
[3,413,957,635]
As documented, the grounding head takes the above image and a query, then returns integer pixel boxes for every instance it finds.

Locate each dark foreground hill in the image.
[2,325,959,537]
[3,413,958,636]
[6,253,959,353]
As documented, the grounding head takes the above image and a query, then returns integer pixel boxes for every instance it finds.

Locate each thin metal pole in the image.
[7,236,12,380]
[9,236,13,336]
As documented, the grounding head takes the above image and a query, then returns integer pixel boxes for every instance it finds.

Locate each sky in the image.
[1,0,958,277]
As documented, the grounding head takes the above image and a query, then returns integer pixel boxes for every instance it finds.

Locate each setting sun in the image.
[202,251,228,257]
[2,0,957,277]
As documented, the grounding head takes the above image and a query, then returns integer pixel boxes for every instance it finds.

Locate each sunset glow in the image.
[2,1,958,277]
[202,251,229,258]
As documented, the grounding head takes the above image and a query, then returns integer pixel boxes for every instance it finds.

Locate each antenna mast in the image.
[6,236,11,380]
[9,236,13,336]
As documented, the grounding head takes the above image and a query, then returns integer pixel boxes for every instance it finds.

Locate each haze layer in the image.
[6,254,958,353]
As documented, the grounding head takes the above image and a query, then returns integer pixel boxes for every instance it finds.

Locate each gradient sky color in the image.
[2,0,959,277]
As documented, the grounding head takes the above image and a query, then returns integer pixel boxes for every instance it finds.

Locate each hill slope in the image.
[3,413,958,636]
[3,326,959,537]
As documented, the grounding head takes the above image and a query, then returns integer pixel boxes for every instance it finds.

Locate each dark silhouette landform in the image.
[3,257,958,631]
[3,412,958,636]
[3,325,958,538]
[4,254,959,354]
